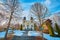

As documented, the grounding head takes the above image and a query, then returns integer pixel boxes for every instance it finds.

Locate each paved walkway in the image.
[12,36,36,40]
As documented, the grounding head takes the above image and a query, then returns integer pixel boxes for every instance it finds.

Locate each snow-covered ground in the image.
[0,30,60,40]
[43,33,60,40]
[0,32,5,38]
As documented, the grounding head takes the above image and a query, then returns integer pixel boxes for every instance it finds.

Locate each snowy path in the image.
[0,30,60,40]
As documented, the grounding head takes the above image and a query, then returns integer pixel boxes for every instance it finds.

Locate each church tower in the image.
[23,17,26,30]
[30,17,34,30]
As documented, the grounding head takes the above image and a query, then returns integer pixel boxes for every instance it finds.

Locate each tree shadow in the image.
[51,35,60,38]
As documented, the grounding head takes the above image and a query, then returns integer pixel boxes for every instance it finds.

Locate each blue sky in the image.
[20,0,60,15]
[0,0,60,15]
[0,0,60,19]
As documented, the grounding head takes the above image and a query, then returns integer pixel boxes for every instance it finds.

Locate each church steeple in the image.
[23,17,26,20]
[23,17,26,23]
[30,17,33,22]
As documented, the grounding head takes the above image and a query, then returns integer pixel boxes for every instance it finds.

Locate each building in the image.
[22,17,35,31]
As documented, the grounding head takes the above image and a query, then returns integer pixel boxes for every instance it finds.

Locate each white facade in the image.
[22,20,35,31]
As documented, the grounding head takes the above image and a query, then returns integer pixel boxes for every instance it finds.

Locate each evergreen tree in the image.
[34,23,37,30]
[20,24,23,30]
[46,19,55,36]
[55,23,60,35]
[47,23,55,36]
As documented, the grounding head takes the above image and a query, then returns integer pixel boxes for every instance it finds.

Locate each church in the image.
[22,17,35,31]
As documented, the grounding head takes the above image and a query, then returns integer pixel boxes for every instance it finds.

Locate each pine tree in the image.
[55,23,60,35]
[34,23,37,30]
[47,23,55,36]
[46,20,55,36]
[20,24,23,30]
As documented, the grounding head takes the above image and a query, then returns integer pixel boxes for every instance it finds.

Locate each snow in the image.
[28,31,42,36]
[43,33,60,40]
[0,32,6,38]
[0,30,60,40]
[13,30,25,36]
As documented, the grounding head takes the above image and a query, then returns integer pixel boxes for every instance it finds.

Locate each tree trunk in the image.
[38,17,44,40]
[4,11,13,40]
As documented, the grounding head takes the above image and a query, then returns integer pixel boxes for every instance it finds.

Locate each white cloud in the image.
[44,0,51,6]
[22,10,29,17]
[22,3,34,10]
[22,10,32,20]
[21,2,34,20]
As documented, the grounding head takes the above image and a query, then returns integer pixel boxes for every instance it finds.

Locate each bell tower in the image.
[23,17,26,30]
[30,17,33,22]
[30,17,34,30]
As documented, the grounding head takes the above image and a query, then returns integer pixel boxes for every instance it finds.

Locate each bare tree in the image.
[30,2,48,39]
[0,0,23,40]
